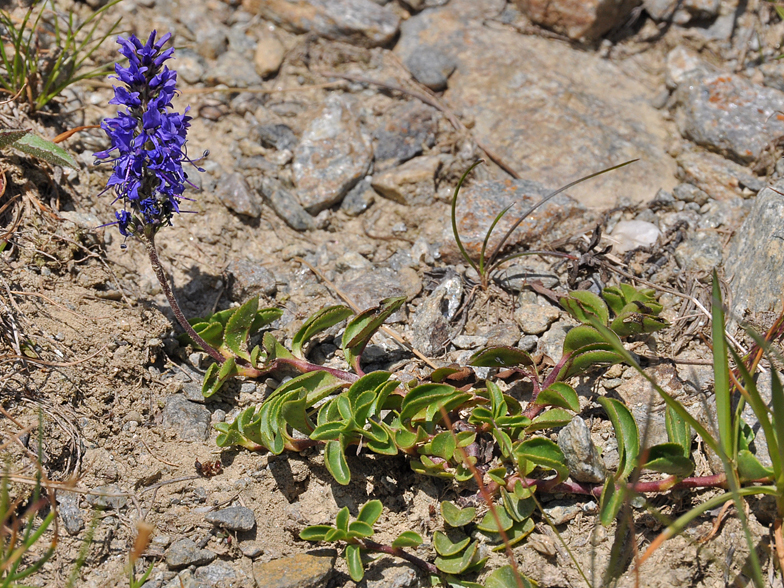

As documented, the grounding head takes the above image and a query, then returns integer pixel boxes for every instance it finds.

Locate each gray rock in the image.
[674,231,723,273]
[338,268,408,322]
[761,60,784,93]
[162,394,211,441]
[410,272,462,356]
[514,302,560,336]
[405,48,456,91]
[175,48,207,85]
[193,560,247,585]
[371,156,441,206]
[364,563,420,588]
[519,335,538,352]
[86,485,127,511]
[260,177,315,231]
[726,182,784,326]
[476,323,521,348]
[644,0,719,24]
[397,2,677,207]
[631,405,669,449]
[252,123,298,152]
[215,173,261,218]
[255,30,286,78]
[372,102,438,170]
[340,179,375,216]
[536,320,572,362]
[58,491,84,535]
[541,501,582,525]
[676,149,764,201]
[225,260,277,301]
[558,416,607,483]
[293,95,373,213]
[252,550,336,588]
[245,0,400,47]
[205,506,256,532]
[515,0,640,41]
[195,27,229,61]
[441,178,584,263]
[206,50,263,88]
[675,73,784,165]
[665,46,715,90]
[672,183,709,206]
[165,538,217,570]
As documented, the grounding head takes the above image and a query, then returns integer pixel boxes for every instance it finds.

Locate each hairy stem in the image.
[141,233,226,365]
[360,539,438,575]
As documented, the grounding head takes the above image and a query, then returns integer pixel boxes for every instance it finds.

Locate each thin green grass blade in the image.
[450,160,484,275]
[486,159,638,267]
[479,202,515,276]
[711,271,733,459]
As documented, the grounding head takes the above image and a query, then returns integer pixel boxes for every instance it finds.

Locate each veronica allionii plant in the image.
[94,32,225,364]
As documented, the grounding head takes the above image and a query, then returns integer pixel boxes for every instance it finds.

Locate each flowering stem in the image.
[141,233,226,365]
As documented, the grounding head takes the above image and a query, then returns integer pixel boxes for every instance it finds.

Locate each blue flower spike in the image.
[94,32,227,366]
[95,31,203,238]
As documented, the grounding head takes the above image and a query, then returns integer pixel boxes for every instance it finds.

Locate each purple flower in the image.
[95,31,203,237]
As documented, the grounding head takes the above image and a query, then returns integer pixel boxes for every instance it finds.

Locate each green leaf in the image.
[434,540,478,574]
[335,506,350,532]
[644,443,694,477]
[342,297,406,368]
[560,290,609,325]
[324,527,347,542]
[533,382,580,411]
[12,133,78,169]
[280,391,314,435]
[430,367,464,382]
[348,521,374,538]
[291,305,353,358]
[325,439,350,485]
[430,431,457,460]
[268,370,346,405]
[468,346,534,368]
[486,380,507,420]
[610,312,669,338]
[525,408,573,433]
[597,396,639,480]
[400,384,457,423]
[440,501,476,527]
[500,488,535,523]
[710,272,732,461]
[434,531,471,557]
[392,531,422,548]
[737,450,774,482]
[345,544,364,582]
[300,525,333,541]
[357,500,383,526]
[202,357,238,398]
[598,479,625,526]
[665,405,691,457]
[485,518,535,552]
[561,347,625,379]
[0,128,29,150]
[224,296,260,361]
[250,307,283,333]
[484,565,535,588]
[194,322,225,349]
[562,325,608,354]
[514,437,568,482]
[310,421,345,441]
[476,509,514,533]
